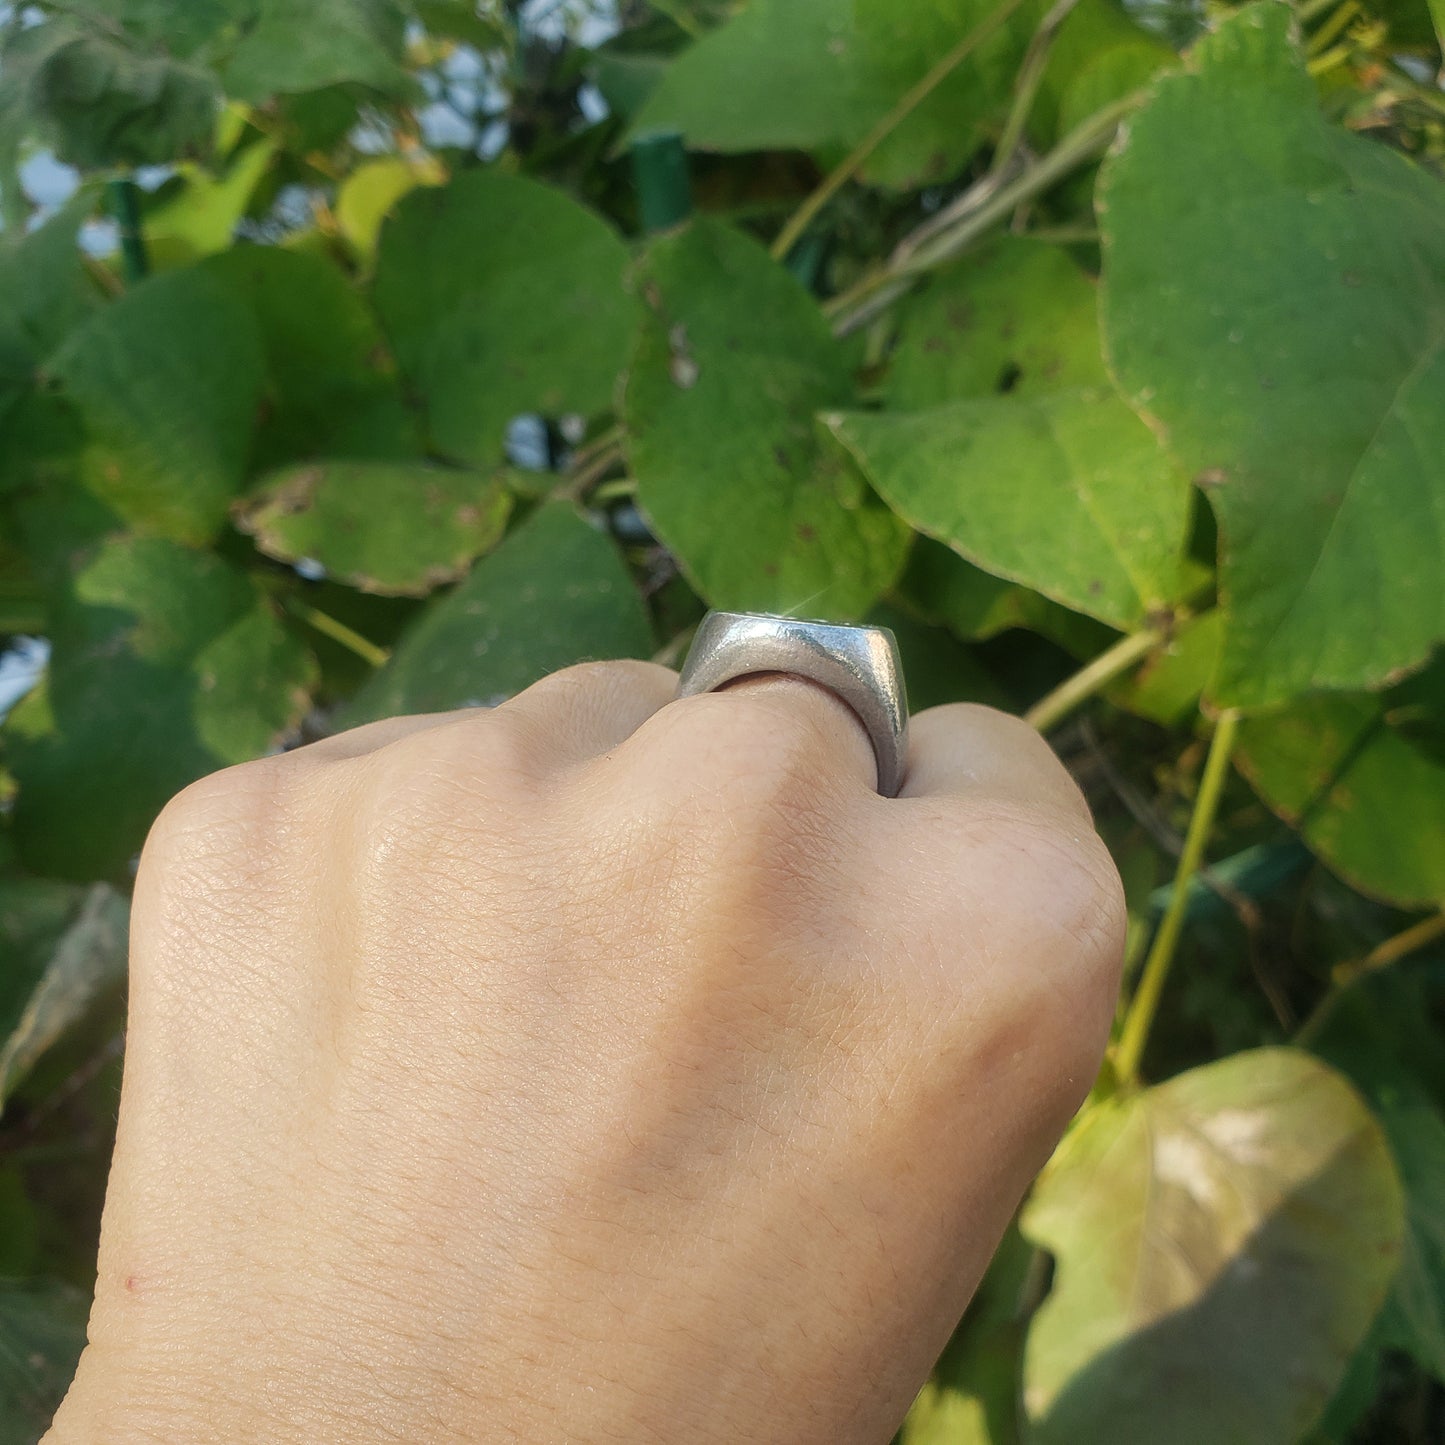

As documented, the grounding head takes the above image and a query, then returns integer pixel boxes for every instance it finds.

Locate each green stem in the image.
[289,602,390,669]
[1296,910,1445,1045]
[771,0,1030,262]
[1305,0,1359,53]
[1114,708,1242,1087]
[1024,627,1163,733]
[990,0,1083,176]
[107,177,149,284]
[827,91,1138,334]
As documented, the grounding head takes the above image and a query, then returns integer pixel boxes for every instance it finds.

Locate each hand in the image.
[46,661,1123,1444]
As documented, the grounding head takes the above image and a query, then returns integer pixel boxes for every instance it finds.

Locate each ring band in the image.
[676,611,909,797]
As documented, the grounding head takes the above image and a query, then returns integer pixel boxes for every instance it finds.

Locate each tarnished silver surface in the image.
[677,611,909,797]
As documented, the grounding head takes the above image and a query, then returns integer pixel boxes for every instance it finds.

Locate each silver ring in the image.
[677,611,909,797]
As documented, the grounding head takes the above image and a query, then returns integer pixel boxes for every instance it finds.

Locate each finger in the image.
[901,703,1091,823]
[288,711,472,764]
[625,671,881,797]
[496,659,681,766]
[721,673,879,789]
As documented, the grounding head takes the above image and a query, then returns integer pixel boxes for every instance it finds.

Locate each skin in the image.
[44,659,1124,1444]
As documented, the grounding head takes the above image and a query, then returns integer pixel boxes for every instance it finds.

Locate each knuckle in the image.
[142,757,291,875]
[904,796,1125,1071]
[344,711,542,866]
[645,689,838,798]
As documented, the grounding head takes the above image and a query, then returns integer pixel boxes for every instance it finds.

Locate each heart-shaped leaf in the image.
[1022,1047,1404,1445]
[623,218,908,619]
[374,172,638,466]
[829,386,1188,631]
[238,461,512,597]
[1100,1,1445,707]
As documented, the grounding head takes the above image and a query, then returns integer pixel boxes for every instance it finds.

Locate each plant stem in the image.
[1296,911,1445,1045]
[771,0,1030,262]
[827,91,1139,334]
[1114,708,1242,1087]
[1306,0,1360,53]
[1024,627,1162,733]
[107,178,149,284]
[289,602,390,669]
[990,0,1083,176]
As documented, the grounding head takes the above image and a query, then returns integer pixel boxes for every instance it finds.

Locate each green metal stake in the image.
[630,131,692,234]
[107,177,149,284]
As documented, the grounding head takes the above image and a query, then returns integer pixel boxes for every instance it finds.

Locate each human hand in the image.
[46,661,1123,1444]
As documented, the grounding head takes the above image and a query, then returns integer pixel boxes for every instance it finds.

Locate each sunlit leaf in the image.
[629,0,1040,188]
[1022,1048,1404,1445]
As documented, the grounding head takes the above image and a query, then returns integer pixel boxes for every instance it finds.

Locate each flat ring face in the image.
[676,611,909,797]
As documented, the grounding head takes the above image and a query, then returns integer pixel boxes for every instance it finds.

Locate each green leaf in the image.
[54,0,256,58]
[414,0,511,50]
[0,1279,89,1444]
[849,0,1039,188]
[624,218,908,618]
[0,196,98,420]
[237,461,512,597]
[898,1225,1031,1444]
[345,502,653,723]
[1235,689,1445,908]
[1021,1048,1405,1445]
[201,244,420,468]
[1108,609,1222,725]
[374,171,639,465]
[885,239,1110,410]
[142,139,279,267]
[1032,0,1176,145]
[1099,1,1445,707]
[628,0,1038,188]
[46,268,265,544]
[222,0,410,101]
[335,154,446,265]
[0,881,128,1108]
[5,537,316,880]
[828,386,1189,631]
[835,237,1189,631]
[1311,980,1445,1383]
[898,535,1116,657]
[0,20,220,174]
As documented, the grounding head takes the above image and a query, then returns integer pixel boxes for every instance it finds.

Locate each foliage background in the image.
[1,0,1444,1440]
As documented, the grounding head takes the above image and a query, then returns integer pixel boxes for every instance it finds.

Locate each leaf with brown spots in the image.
[1101,2,1445,706]
[238,460,512,597]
